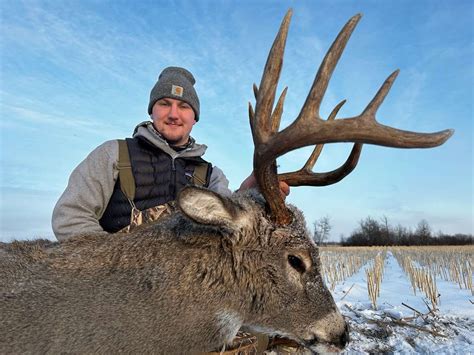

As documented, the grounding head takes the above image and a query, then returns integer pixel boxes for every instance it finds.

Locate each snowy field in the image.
[326,250,473,353]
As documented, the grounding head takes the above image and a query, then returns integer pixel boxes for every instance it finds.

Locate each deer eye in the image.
[288,255,306,274]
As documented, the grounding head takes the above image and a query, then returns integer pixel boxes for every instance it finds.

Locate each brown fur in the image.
[0,187,347,353]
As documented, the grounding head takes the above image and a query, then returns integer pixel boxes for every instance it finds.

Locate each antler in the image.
[249,9,454,226]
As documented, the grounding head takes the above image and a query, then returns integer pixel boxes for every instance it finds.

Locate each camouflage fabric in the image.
[203,331,304,354]
[118,203,174,233]
[204,331,258,354]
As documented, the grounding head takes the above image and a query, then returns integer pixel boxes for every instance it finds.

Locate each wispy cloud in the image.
[0,100,128,139]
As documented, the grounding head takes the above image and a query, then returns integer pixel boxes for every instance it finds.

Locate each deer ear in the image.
[177,187,238,227]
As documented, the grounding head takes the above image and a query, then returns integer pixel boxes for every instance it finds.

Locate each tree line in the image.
[313,216,473,246]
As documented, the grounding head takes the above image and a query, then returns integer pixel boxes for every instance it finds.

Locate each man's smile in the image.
[165,121,182,127]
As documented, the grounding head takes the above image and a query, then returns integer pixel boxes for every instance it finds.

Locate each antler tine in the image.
[328,99,347,121]
[253,9,294,226]
[271,87,288,133]
[254,9,292,144]
[250,84,286,146]
[303,99,347,172]
[249,102,257,146]
[253,83,259,100]
[279,143,363,186]
[278,99,364,186]
[296,14,362,124]
[362,70,399,120]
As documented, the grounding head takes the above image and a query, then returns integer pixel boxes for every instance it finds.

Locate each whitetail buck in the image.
[0,9,452,354]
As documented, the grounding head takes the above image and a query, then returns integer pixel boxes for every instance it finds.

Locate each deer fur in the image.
[0,187,347,353]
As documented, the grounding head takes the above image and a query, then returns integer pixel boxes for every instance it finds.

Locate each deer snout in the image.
[304,322,349,353]
[305,323,349,351]
[333,322,350,348]
[303,310,349,351]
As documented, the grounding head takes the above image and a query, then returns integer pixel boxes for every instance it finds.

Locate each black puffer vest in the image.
[99,136,211,233]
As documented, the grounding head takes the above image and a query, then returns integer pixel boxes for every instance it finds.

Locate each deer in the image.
[0,9,452,354]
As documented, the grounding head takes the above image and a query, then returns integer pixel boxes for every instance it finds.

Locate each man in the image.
[52,66,288,241]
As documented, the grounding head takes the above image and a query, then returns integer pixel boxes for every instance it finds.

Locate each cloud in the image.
[0,101,127,139]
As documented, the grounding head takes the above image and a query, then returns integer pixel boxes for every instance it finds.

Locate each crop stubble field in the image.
[319,245,473,353]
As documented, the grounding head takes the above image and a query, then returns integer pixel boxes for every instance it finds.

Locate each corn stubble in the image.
[320,245,473,311]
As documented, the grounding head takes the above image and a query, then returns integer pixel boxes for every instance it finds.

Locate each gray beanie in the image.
[148,66,200,121]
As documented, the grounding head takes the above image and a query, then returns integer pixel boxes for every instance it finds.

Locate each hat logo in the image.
[171,85,183,97]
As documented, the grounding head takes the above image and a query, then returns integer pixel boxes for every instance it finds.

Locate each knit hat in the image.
[148,67,200,121]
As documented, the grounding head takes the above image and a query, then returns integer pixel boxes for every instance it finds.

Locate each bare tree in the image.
[415,219,432,244]
[394,223,410,245]
[380,215,392,245]
[313,216,332,245]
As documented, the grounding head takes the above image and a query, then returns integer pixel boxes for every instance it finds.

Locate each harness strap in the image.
[192,162,211,187]
[117,139,136,202]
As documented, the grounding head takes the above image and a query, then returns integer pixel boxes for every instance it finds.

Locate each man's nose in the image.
[169,103,179,118]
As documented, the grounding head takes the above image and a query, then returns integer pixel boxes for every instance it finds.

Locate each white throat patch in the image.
[216,310,243,343]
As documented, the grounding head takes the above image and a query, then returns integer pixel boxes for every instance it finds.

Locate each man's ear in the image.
[177,186,239,227]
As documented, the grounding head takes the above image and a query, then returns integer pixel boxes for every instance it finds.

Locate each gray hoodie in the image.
[52,121,231,241]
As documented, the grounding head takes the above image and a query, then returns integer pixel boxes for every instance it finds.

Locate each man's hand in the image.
[239,172,290,199]
[279,180,290,198]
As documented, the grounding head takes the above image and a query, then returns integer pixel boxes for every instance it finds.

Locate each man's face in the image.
[151,98,196,146]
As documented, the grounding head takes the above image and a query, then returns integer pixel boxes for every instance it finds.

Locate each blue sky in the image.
[1,0,472,241]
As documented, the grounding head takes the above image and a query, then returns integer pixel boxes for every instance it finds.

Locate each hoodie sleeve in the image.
[208,166,232,197]
[52,140,119,241]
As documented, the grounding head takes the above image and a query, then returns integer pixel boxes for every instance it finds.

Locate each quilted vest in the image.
[99,137,211,233]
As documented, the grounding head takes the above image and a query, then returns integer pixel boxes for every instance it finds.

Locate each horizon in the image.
[1,0,472,242]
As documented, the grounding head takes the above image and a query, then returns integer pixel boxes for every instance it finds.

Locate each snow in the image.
[329,251,474,353]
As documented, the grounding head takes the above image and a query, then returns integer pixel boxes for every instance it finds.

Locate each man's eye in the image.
[180,104,191,110]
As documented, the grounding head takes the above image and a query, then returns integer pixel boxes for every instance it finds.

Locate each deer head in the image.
[249,9,453,226]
